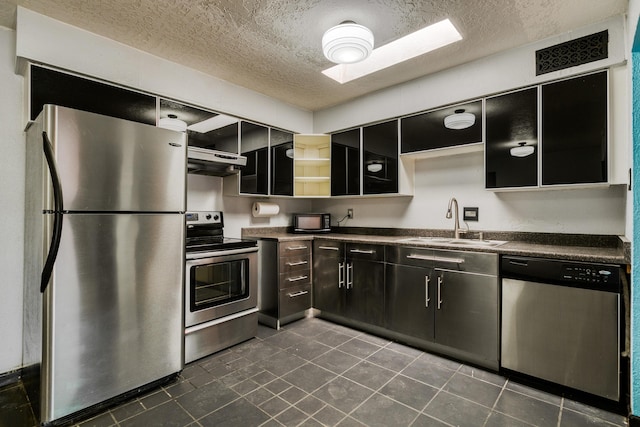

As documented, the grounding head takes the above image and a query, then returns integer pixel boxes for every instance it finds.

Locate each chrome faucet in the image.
[446,197,462,239]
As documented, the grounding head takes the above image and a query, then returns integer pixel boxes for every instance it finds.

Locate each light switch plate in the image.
[463,207,479,221]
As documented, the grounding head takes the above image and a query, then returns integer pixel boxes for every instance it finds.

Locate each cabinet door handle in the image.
[425,276,431,308]
[287,290,309,298]
[286,260,308,266]
[287,275,308,282]
[338,262,345,288]
[286,245,308,251]
[407,254,464,264]
[437,276,443,310]
[347,263,354,289]
[350,249,374,254]
[319,246,339,251]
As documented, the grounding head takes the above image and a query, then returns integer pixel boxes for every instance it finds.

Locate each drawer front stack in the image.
[278,241,312,318]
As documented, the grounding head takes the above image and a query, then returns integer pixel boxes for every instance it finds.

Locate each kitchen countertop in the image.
[242,227,629,264]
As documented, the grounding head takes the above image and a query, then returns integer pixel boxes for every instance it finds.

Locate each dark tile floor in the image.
[0,318,629,427]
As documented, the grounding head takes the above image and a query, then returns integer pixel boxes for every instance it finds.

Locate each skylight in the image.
[322,18,462,84]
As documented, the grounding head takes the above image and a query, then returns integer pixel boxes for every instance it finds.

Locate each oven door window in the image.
[190,259,248,311]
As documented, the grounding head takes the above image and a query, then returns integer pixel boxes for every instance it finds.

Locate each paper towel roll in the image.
[252,202,280,217]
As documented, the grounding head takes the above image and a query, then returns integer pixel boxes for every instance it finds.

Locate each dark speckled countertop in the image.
[242,226,629,264]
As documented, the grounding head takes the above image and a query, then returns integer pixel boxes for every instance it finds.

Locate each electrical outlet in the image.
[463,207,479,221]
[347,208,354,219]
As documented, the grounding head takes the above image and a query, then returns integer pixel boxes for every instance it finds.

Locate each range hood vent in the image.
[187,147,247,177]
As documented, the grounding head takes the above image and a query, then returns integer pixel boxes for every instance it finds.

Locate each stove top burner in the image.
[185,211,256,254]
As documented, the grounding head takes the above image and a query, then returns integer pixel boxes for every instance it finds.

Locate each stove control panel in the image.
[186,211,223,226]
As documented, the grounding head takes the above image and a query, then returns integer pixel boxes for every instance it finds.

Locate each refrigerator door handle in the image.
[41,131,64,293]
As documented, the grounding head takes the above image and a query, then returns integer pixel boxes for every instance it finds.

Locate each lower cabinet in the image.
[384,246,499,369]
[258,239,312,329]
[313,240,385,327]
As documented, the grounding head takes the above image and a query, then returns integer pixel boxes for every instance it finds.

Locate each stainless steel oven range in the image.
[184,211,258,363]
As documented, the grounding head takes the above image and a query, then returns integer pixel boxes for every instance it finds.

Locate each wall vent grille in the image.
[536,30,608,75]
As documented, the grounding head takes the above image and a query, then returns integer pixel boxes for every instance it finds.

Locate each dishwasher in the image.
[501,256,622,401]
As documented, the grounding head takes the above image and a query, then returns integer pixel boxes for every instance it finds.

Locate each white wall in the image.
[187,175,312,238]
[0,27,25,374]
[313,152,627,235]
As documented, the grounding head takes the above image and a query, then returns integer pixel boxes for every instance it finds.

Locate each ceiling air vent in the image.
[536,30,608,75]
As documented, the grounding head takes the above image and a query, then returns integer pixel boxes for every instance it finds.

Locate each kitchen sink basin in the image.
[397,237,507,247]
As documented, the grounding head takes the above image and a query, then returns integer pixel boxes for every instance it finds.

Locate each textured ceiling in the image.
[0,0,628,111]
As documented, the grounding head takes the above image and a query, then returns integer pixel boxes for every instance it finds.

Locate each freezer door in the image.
[43,105,186,212]
[42,214,184,422]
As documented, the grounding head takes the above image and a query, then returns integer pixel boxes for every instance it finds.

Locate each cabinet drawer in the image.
[279,254,311,274]
[279,284,311,318]
[346,243,384,262]
[280,240,311,255]
[279,269,311,290]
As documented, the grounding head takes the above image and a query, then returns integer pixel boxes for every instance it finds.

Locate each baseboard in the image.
[0,369,22,388]
[629,414,640,427]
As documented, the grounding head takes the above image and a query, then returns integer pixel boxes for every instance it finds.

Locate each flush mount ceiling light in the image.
[323,18,462,84]
[510,142,535,157]
[444,109,475,130]
[322,21,374,64]
[159,114,187,132]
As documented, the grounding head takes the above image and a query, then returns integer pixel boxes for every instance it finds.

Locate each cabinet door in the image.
[159,98,239,153]
[363,120,398,194]
[346,243,385,327]
[541,71,608,185]
[240,122,269,195]
[401,100,482,153]
[485,87,538,188]
[331,129,361,196]
[30,65,156,125]
[385,264,434,342]
[312,241,344,316]
[434,270,499,364]
[271,129,294,196]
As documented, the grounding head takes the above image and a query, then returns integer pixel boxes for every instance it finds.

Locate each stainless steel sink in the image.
[397,237,507,247]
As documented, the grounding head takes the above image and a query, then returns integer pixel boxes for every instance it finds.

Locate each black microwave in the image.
[292,213,331,233]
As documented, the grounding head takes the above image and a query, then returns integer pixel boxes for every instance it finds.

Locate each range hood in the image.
[187,147,247,176]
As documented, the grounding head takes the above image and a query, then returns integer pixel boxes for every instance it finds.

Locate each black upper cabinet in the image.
[331,129,360,196]
[271,129,294,196]
[541,71,608,185]
[30,65,156,125]
[159,98,239,153]
[485,87,538,189]
[401,100,482,154]
[363,120,398,195]
[240,122,269,195]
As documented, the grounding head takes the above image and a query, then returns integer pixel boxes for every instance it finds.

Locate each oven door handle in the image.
[186,246,258,260]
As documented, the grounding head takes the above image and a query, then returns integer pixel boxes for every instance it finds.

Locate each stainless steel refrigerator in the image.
[23,105,187,425]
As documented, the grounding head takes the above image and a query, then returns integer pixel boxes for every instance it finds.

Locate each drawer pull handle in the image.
[318,246,339,251]
[287,275,308,282]
[286,260,308,266]
[286,245,308,251]
[287,290,309,298]
[350,249,374,254]
[407,254,464,264]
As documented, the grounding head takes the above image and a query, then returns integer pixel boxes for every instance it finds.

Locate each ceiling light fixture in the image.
[159,114,187,132]
[510,142,535,157]
[323,18,462,84]
[444,109,475,130]
[322,21,374,64]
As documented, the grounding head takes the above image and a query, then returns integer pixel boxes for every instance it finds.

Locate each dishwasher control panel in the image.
[562,265,616,284]
[502,256,621,292]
